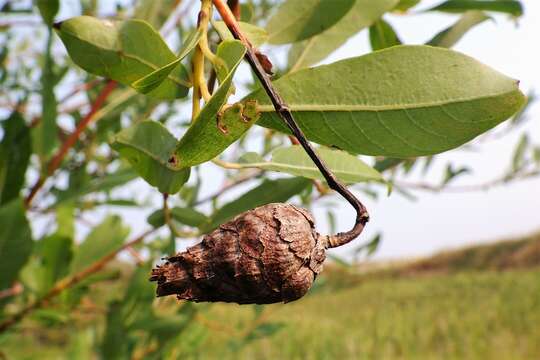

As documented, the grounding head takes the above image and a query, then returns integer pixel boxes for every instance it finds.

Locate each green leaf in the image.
[238,145,384,184]
[122,264,155,326]
[172,41,256,169]
[55,16,190,99]
[427,11,490,48]
[0,112,31,205]
[147,207,208,228]
[512,134,529,172]
[266,0,355,44]
[39,235,73,285]
[70,216,129,273]
[288,0,398,71]
[111,121,191,194]
[132,29,202,94]
[369,18,402,51]
[53,168,138,207]
[33,30,58,159]
[442,164,471,185]
[22,234,72,296]
[213,21,268,47]
[101,301,131,359]
[56,203,75,238]
[394,0,421,11]
[427,0,523,17]
[175,101,259,168]
[203,177,311,231]
[534,147,540,165]
[67,328,95,360]
[0,199,33,291]
[354,233,381,257]
[374,158,405,172]
[250,46,526,157]
[133,0,166,27]
[36,0,59,25]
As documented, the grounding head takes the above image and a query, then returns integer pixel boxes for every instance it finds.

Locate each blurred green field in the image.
[2,233,540,359]
[205,268,540,359]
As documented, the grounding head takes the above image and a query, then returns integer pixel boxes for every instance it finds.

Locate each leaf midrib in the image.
[255,88,518,113]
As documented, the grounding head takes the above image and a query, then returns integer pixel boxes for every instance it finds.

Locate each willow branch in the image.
[24,80,117,207]
[0,228,155,334]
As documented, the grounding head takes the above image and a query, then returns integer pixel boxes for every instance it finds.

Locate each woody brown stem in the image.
[211,0,369,248]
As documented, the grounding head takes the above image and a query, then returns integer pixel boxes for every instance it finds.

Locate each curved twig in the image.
[211,0,369,248]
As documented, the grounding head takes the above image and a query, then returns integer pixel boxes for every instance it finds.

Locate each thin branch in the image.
[0,228,155,334]
[396,169,540,193]
[24,80,117,207]
[0,283,23,301]
[211,0,369,248]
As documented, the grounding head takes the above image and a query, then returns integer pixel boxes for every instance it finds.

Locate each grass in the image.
[202,268,540,360]
[2,233,540,359]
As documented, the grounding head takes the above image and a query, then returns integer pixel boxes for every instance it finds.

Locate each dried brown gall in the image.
[150,203,328,304]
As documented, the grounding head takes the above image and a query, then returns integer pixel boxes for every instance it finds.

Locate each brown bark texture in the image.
[150,203,327,304]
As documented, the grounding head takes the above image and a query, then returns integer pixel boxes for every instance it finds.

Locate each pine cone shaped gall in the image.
[150,203,327,304]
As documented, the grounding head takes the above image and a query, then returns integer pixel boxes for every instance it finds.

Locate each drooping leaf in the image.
[203,177,311,231]
[369,18,402,51]
[0,112,31,205]
[427,11,490,48]
[33,30,58,159]
[147,207,209,228]
[70,216,129,273]
[427,0,523,17]
[288,0,398,71]
[132,29,202,94]
[0,199,33,291]
[266,0,355,44]
[55,16,190,99]
[249,46,526,157]
[36,0,59,25]
[111,121,191,194]
[213,21,268,47]
[237,145,384,184]
[172,41,255,169]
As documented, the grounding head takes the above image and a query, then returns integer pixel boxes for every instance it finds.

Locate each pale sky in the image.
[18,0,540,261]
